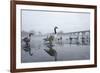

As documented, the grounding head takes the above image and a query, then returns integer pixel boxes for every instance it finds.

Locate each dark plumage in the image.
[54,26,58,34]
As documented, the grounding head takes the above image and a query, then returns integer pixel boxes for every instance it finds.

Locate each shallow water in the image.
[21,36,90,63]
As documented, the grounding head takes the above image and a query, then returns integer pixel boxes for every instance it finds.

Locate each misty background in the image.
[21,9,90,34]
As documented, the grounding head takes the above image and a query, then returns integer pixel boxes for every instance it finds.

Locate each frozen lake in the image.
[21,36,90,63]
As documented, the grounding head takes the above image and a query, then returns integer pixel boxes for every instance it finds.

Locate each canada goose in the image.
[22,33,33,56]
[54,26,58,34]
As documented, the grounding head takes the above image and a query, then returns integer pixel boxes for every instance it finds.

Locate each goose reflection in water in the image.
[44,26,58,61]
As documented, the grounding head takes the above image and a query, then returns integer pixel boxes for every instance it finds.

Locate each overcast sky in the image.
[21,9,90,34]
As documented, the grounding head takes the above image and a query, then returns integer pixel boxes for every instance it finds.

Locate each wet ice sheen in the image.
[21,36,90,63]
